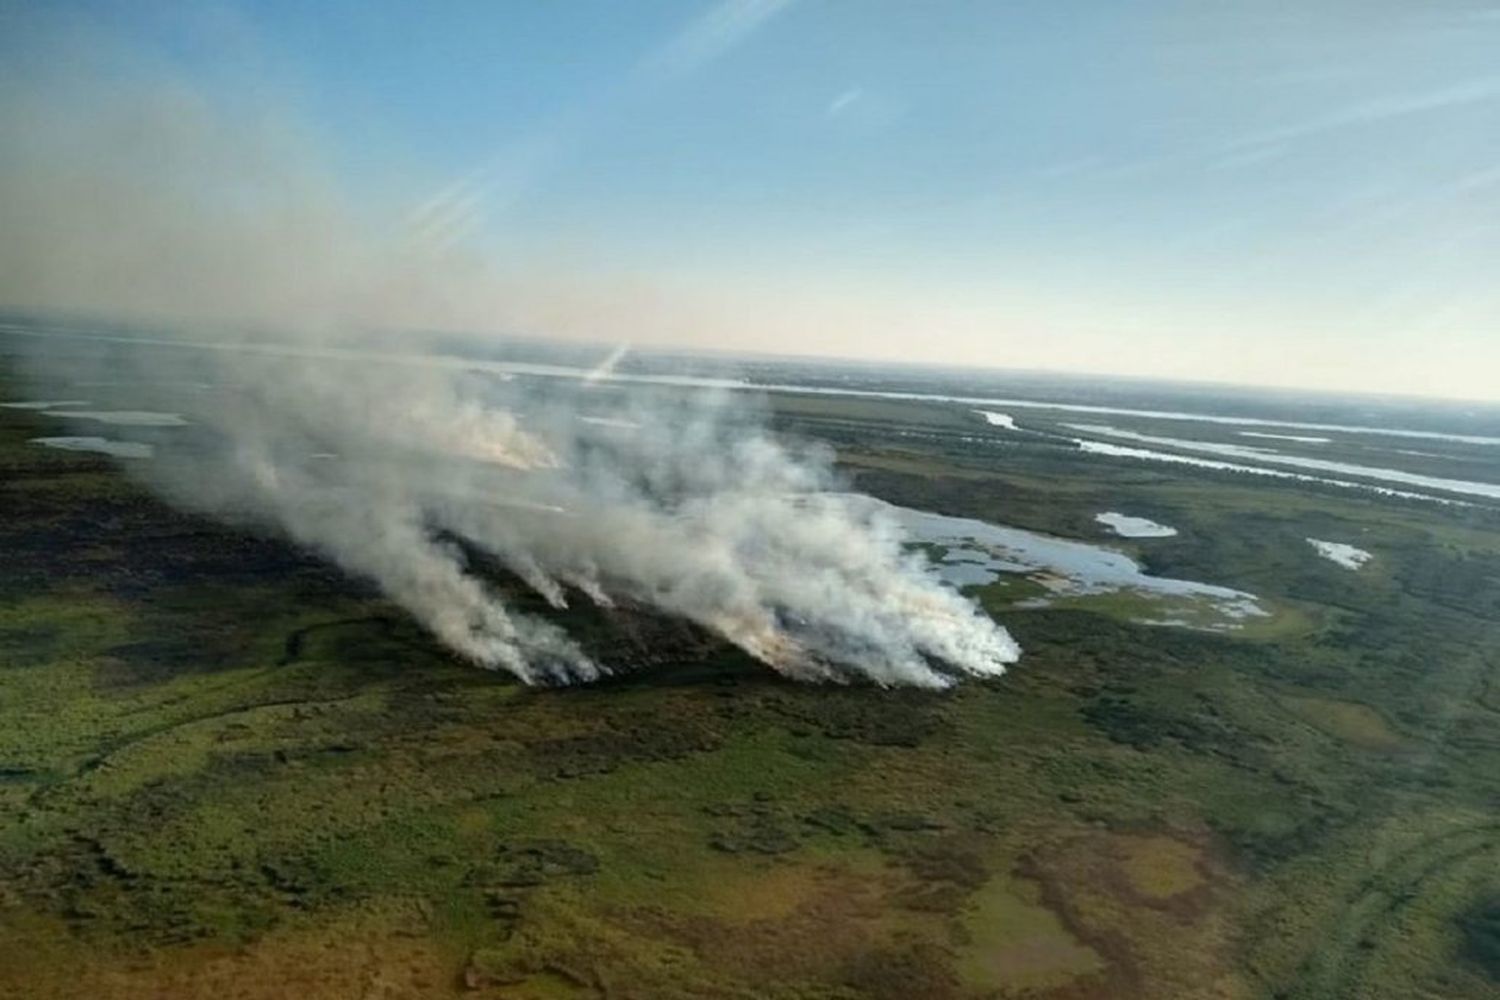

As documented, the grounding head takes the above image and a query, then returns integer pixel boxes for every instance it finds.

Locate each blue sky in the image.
[9,1,1500,398]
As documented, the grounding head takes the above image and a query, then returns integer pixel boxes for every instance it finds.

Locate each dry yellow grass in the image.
[1282,696,1407,751]
[958,872,1105,993]
[1117,835,1206,900]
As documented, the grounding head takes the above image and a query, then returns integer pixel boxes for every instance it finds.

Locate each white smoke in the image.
[1,31,1019,688]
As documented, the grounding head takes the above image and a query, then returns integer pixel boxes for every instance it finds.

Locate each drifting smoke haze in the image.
[1,34,1019,688]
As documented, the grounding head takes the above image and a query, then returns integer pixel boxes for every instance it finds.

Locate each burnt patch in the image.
[768,689,940,747]
[1460,898,1500,982]
[525,710,725,780]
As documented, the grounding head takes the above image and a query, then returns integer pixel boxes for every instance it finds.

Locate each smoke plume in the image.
[1,34,1019,688]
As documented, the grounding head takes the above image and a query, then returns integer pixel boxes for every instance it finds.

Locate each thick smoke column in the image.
[120,348,1020,687]
[1,34,1020,688]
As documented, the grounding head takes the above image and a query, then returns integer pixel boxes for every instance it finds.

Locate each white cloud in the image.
[640,0,798,81]
[826,87,863,117]
[1228,77,1500,151]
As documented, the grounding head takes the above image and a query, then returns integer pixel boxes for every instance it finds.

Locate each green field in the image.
[4,369,1500,999]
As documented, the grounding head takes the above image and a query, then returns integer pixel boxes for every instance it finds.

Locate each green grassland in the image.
[2,371,1500,998]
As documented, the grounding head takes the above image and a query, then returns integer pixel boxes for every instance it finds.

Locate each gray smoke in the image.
[2,37,1020,688]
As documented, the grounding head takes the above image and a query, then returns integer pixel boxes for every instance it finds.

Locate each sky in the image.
[4,1,1500,400]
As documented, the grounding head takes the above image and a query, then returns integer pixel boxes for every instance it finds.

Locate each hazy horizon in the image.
[12,311,1500,417]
